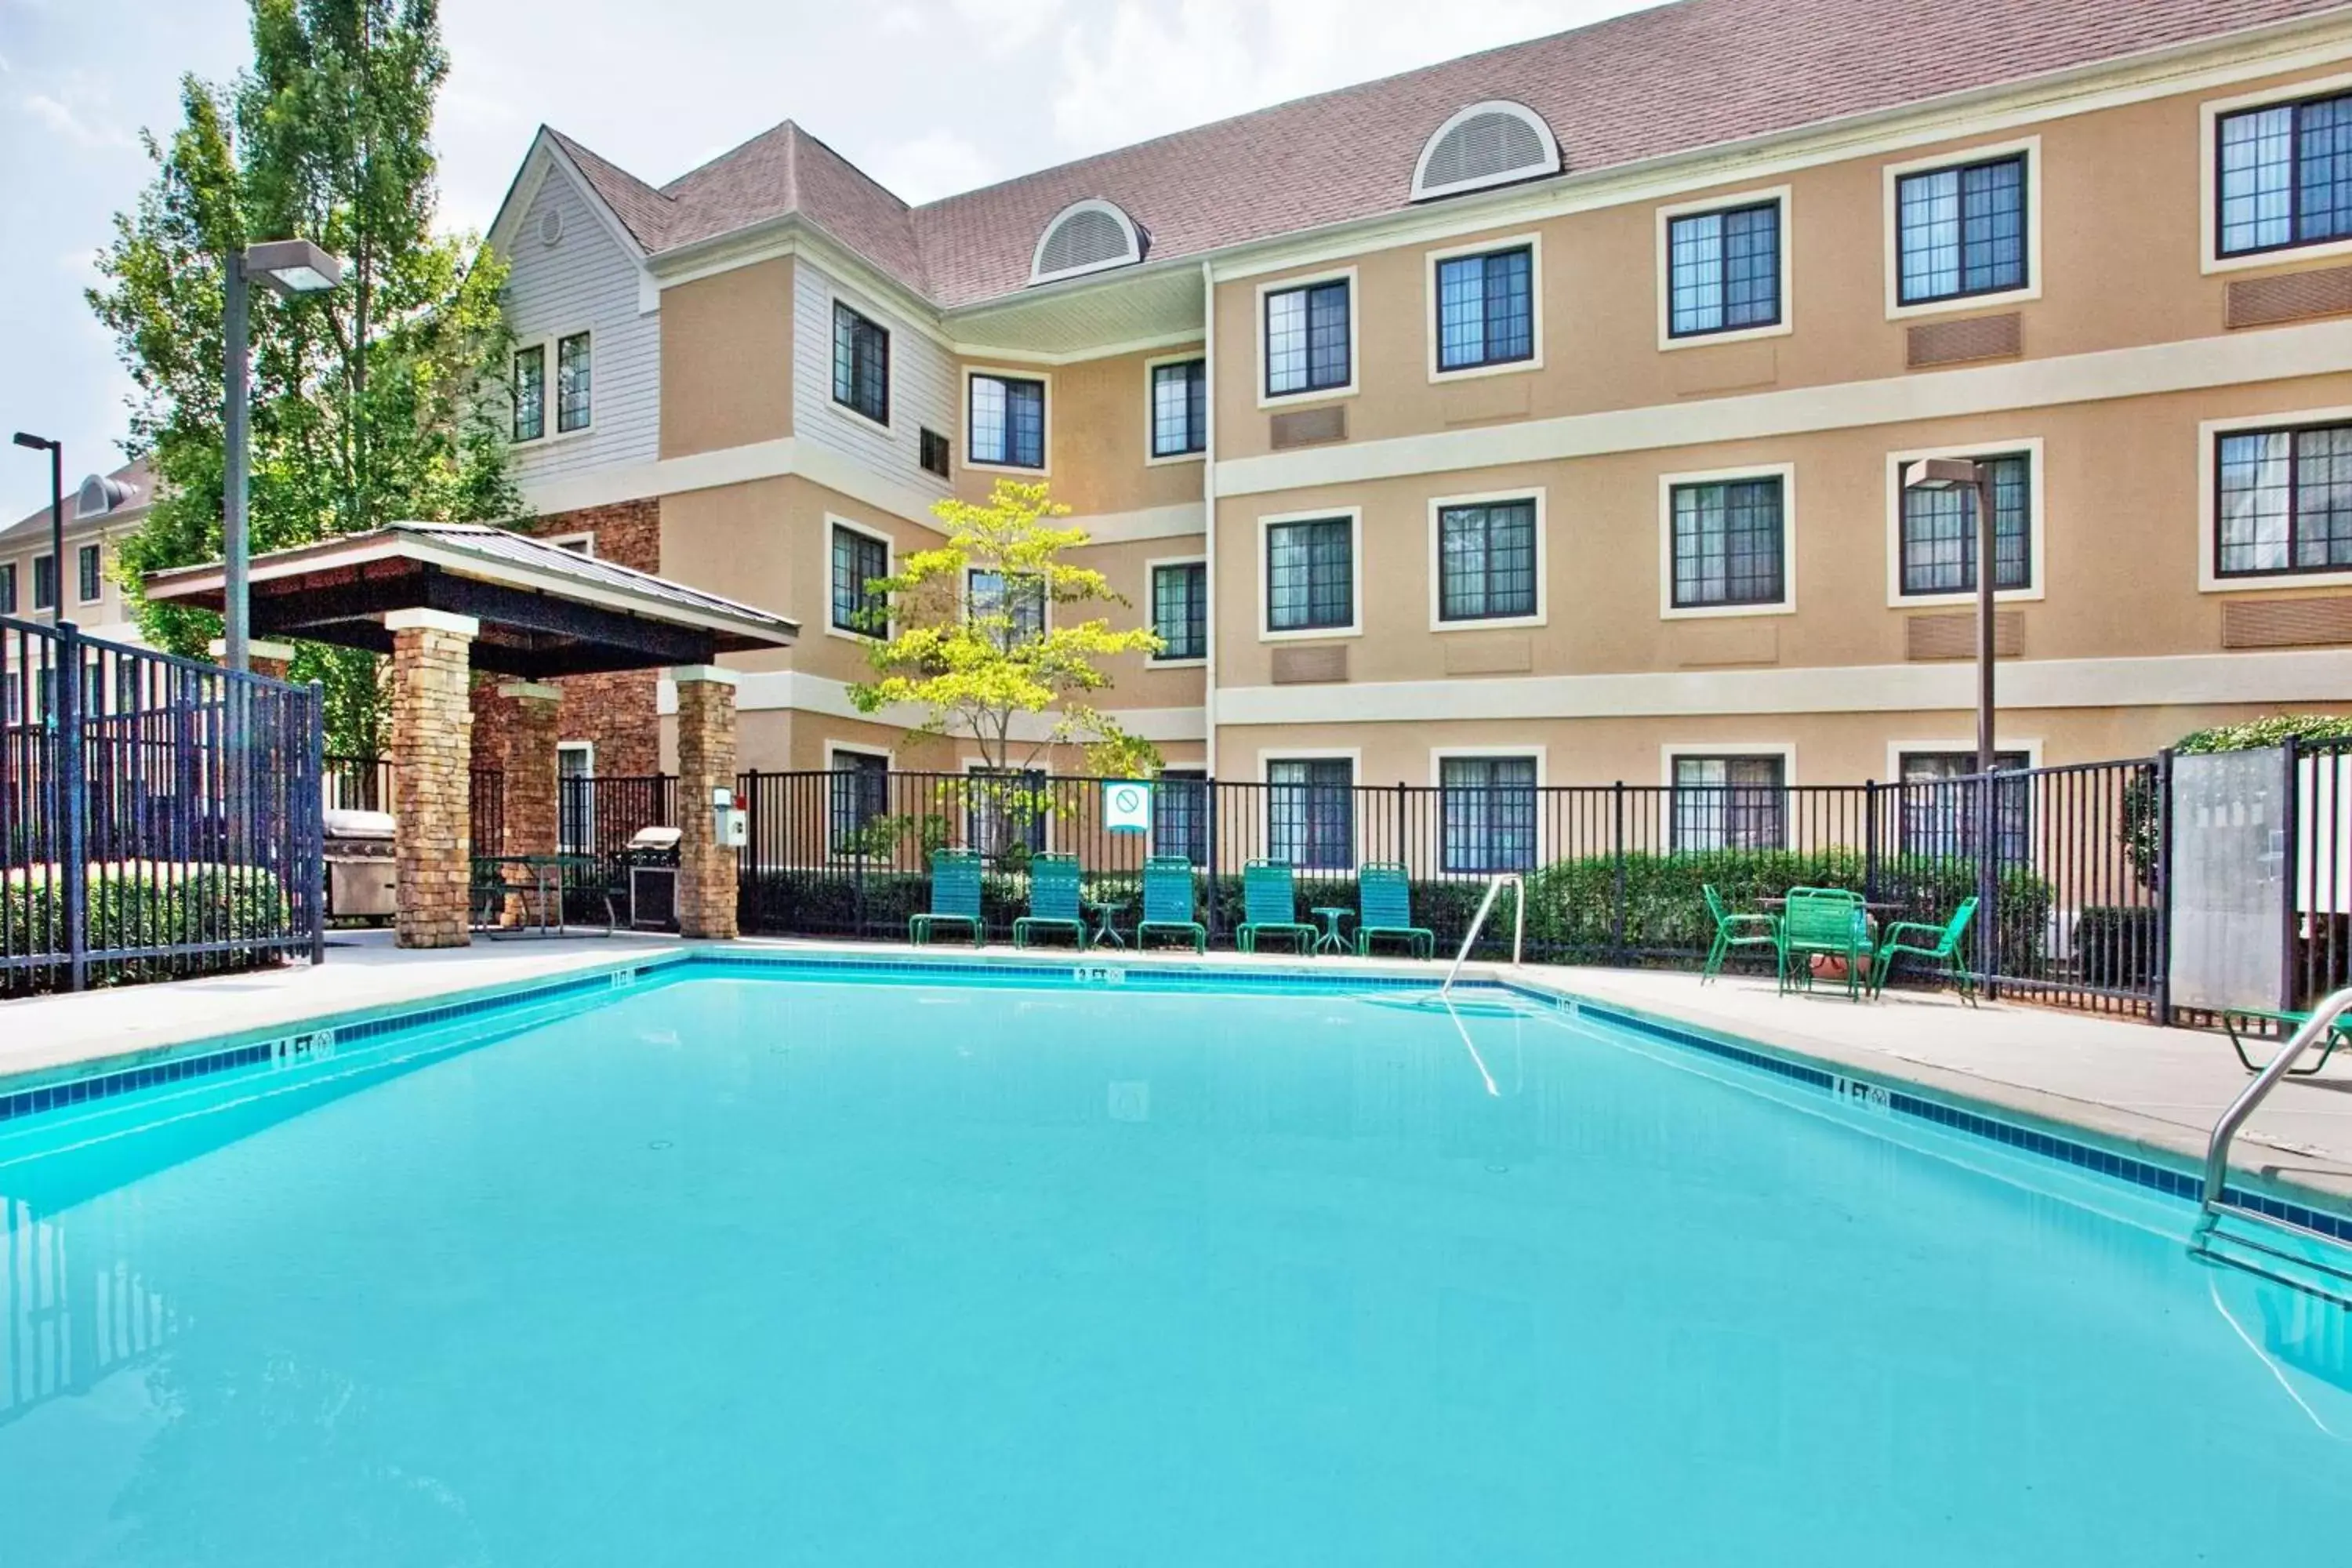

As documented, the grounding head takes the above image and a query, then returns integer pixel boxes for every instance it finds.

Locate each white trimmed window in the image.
[1667,198,1783,339]
[1267,757,1355,869]
[557,742,594,854]
[1149,358,1206,458]
[556,332,592,434]
[828,746,891,853]
[832,303,889,425]
[512,343,546,441]
[831,522,891,636]
[2216,87,2352,259]
[1665,471,1791,613]
[1435,496,1539,624]
[1265,515,1355,634]
[1262,277,1351,399]
[967,568,1046,648]
[967,372,1046,470]
[1894,152,2028,307]
[1150,560,1207,661]
[76,543,101,604]
[1670,754,1788,852]
[1433,244,1534,372]
[2215,418,2352,579]
[1439,755,1538,873]
[1898,451,2033,597]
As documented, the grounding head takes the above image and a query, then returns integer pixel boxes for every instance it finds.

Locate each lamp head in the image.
[243,238,344,296]
[1902,456,1987,492]
[12,432,57,452]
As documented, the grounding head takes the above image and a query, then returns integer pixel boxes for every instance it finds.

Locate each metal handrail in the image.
[2200,985,2352,1217]
[1440,874,1525,999]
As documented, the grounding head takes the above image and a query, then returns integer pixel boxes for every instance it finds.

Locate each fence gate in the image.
[2167,746,2288,1014]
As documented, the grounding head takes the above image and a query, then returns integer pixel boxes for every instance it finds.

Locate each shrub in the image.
[2,862,292,992]
[2073,906,2160,992]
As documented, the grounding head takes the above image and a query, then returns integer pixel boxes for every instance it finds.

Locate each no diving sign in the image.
[1105,780,1153,835]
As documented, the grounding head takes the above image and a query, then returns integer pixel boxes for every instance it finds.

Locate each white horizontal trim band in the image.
[1214,649,2352,726]
[1214,319,2352,497]
[658,670,1207,742]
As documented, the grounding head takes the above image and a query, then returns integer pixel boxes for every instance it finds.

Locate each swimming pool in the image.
[2,959,2347,1565]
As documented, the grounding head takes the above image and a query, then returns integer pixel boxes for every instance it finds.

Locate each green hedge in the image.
[2073,906,2160,992]
[2,862,292,991]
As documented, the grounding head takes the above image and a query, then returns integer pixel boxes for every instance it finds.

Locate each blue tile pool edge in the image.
[6,946,2350,1246]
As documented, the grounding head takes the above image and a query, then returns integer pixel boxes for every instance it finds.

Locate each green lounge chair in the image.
[1012,853,1087,949]
[1135,855,1207,953]
[1777,887,1872,1000]
[1701,884,1778,982]
[1868,896,1979,1004]
[2219,1007,2352,1076]
[909,848,985,946]
[1236,859,1317,955]
[1356,862,1435,958]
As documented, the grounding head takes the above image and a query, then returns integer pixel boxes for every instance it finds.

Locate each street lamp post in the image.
[11,432,64,626]
[223,238,343,671]
[1903,456,2002,989]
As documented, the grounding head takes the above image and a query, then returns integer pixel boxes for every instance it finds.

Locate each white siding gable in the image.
[503,168,659,487]
[793,262,953,511]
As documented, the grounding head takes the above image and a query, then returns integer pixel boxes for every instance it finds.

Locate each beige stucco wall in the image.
[661,257,795,459]
[951,343,1207,521]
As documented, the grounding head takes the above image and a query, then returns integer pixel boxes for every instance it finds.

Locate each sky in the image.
[0,0,1659,522]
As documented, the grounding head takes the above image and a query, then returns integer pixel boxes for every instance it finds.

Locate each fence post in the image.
[308,681,328,966]
[1977,771,1999,1001]
[2281,733,2303,1012]
[1204,777,1221,946]
[57,620,87,991]
[1394,779,1407,869]
[1864,782,1879,905]
[2154,749,2173,1028]
[1610,780,1628,964]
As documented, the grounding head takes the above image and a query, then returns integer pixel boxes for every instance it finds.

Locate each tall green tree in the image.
[89,0,517,751]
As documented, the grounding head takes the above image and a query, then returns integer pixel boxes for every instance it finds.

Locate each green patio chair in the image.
[1868,896,1979,1004]
[1777,887,1872,1000]
[909,848,985,946]
[1701,884,1779,982]
[1236,859,1317,955]
[1012,853,1087,949]
[1135,855,1207,953]
[2219,1007,2352,1076]
[1356,862,1436,958]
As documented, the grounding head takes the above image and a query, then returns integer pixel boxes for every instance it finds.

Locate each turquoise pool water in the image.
[2,967,2347,1565]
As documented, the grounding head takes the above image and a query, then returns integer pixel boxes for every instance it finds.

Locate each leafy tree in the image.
[849,480,1164,780]
[89,0,517,752]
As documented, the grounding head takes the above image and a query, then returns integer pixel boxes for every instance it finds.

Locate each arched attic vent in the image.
[1411,100,1562,201]
[1029,198,1146,285]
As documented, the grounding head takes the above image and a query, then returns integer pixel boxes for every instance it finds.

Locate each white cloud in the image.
[867,129,1000,205]
[951,0,1066,58]
[20,72,137,152]
[1048,0,1630,154]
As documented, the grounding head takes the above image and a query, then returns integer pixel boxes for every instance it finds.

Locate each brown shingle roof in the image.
[550,0,2352,308]
[2,456,153,546]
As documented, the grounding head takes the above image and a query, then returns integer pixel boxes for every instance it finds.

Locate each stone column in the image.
[208,637,297,681]
[495,681,562,927]
[671,665,739,941]
[387,609,479,949]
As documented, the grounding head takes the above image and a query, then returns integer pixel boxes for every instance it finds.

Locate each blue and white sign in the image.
[1104,780,1153,835]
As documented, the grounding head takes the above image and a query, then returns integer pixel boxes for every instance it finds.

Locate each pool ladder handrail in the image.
[1440,875,1525,1000]
[2198,985,2352,1242]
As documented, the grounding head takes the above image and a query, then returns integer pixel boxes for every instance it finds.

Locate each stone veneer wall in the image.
[390,613,476,949]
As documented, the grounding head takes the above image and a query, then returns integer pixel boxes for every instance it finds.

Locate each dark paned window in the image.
[968,569,1046,648]
[1265,516,1353,632]
[0,562,15,615]
[920,428,951,478]
[1899,751,2032,863]
[1152,561,1207,660]
[832,303,890,424]
[77,543,100,603]
[1437,499,1537,622]
[1264,278,1350,397]
[1900,452,2032,596]
[1670,477,1785,608]
[556,332,592,433]
[512,343,545,441]
[2217,421,2352,578]
[1435,245,1534,371]
[2220,91,2352,256]
[32,554,56,612]
[829,751,891,853]
[830,524,889,635]
[1151,359,1207,457]
[1671,756,1787,851]
[1269,757,1354,869]
[1896,154,2027,304]
[1441,755,1537,873]
[968,373,1045,468]
[1154,768,1208,864]
[1668,201,1780,337]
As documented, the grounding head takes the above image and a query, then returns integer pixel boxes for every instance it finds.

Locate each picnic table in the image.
[474,853,612,938]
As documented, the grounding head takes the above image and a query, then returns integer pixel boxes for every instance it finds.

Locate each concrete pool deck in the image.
[6,932,2350,1203]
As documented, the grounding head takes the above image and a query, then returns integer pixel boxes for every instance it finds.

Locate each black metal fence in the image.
[548,760,2167,1014]
[326,754,505,859]
[3,615,325,993]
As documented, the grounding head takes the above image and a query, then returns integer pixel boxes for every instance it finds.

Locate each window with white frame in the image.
[1151,561,1207,661]
[1669,476,1786,610]
[829,750,891,853]
[2217,89,2352,258]
[831,524,889,635]
[1897,750,2032,862]
[556,332,592,433]
[1265,516,1353,633]
[76,543,101,604]
[1437,499,1537,622]
[1434,245,1534,372]
[2216,419,2352,579]
[1896,153,2027,306]
[512,343,546,441]
[557,742,594,854]
[1900,452,2032,597]
[1267,757,1354,869]
[968,372,1045,469]
[1668,199,1782,338]
[0,562,15,615]
[1154,768,1208,864]
[31,554,56,612]
[1263,278,1350,397]
[967,568,1045,648]
[832,303,889,425]
[1150,359,1206,457]
[1441,756,1537,873]
[1671,755,1787,851]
